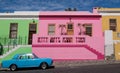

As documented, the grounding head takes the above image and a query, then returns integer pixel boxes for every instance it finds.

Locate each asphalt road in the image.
[1,64,120,73]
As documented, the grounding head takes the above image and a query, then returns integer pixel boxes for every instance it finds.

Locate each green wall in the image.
[0,19,38,45]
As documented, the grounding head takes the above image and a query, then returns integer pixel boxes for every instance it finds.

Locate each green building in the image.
[0,11,39,45]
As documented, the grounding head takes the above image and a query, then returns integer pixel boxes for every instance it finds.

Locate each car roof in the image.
[16,53,33,55]
[13,53,38,59]
[13,53,32,57]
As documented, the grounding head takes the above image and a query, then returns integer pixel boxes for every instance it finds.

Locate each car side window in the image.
[19,54,35,59]
[28,55,34,59]
[19,55,28,59]
[19,56,22,59]
[28,56,31,59]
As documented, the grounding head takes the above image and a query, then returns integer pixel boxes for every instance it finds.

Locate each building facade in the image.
[32,9,104,60]
[0,11,39,45]
[97,7,120,60]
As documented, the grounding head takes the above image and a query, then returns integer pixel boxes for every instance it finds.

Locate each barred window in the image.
[9,23,18,39]
[109,19,117,31]
[85,24,92,36]
[67,24,73,30]
[48,24,55,35]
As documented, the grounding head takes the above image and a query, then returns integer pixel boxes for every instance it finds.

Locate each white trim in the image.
[0,15,39,19]
[0,11,39,19]
[99,13,120,16]
[0,11,39,15]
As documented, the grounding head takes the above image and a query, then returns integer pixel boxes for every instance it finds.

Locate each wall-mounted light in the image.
[32,19,35,23]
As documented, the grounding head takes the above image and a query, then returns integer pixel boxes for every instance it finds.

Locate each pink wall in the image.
[38,17,102,37]
[32,10,104,60]
[32,47,97,60]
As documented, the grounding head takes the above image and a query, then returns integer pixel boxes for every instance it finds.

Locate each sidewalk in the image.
[53,60,120,68]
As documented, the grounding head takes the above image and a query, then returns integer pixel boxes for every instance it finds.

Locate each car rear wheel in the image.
[10,64,17,71]
[40,62,48,70]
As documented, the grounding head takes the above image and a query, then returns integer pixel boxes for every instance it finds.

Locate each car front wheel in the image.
[40,62,48,70]
[10,64,17,71]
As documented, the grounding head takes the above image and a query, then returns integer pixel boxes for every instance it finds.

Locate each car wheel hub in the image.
[41,63,47,69]
[11,65,16,71]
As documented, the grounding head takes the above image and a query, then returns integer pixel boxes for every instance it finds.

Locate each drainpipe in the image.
[113,42,116,60]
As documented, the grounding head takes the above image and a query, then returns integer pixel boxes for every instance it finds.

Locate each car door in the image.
[26,55,40,67]
[17,55,28,67]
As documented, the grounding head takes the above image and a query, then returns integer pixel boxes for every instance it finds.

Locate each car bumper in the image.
[0,64,9,71]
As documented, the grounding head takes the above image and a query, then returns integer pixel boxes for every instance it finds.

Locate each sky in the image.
[0,0,120,12]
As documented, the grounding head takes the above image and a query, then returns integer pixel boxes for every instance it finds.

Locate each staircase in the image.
[32,44,104,60]
[84,45,104,60]
[0,45,21,59]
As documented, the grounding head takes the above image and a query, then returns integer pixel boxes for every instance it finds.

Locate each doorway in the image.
[28,24,37,44]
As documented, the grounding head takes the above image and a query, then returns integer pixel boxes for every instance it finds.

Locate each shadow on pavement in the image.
[0,66,55,71]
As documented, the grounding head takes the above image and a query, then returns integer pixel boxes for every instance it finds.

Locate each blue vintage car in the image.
[1,53,53,71]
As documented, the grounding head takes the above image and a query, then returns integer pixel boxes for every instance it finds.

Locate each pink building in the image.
[32,9,104,60]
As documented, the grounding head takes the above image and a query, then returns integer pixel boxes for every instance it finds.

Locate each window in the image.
[85,24,92,36]
[29,24,36,31]
[9,23,18,39]
[109,19,117,31]
[19,55,27,59]
[59,24,66,35]
[67,24,73,30]
[48,24,55,35]
[67,23,74,35]
[28,55,34,59]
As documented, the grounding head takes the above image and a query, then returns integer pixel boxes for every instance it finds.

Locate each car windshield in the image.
[12,54,19,59]
[33,53,39,58]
